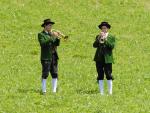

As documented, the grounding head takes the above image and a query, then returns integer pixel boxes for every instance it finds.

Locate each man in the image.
[93,22,116,95]
[38,19,60,94]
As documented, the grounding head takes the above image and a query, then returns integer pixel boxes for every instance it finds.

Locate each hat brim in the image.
[41,22,55,27]
[98,24,111,29]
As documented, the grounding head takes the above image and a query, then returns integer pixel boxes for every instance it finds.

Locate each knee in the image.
[42,73,49,79]
[42,75,48,79]
[97,75,104,80]
[106,74,114,80]
[52,74,58,78]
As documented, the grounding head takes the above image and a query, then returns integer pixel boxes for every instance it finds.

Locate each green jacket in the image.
[38,31,60,60]
[93,34,115,63]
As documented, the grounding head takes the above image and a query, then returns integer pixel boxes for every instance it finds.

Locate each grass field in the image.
[0,0,150,113]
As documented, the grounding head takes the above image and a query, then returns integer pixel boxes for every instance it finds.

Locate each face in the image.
[101,26,109,33]
[44,24,53,32]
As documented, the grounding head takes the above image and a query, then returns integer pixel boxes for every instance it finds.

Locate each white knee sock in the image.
[52,78,57,93]
[42,79,47,93]
[99,80,104,95]
[107,80,112,95]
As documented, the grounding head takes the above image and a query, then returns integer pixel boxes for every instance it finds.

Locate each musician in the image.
[93,22,116,95]
[38,19,60,94]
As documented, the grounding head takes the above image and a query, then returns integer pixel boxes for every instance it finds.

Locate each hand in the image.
[99,32,106,43]
[100,32,105,37]
[52,32,59,37]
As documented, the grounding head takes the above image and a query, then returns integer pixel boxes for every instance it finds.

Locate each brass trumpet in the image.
[51,29,68,40]
[98,32,107,43]
[100,37,105,43]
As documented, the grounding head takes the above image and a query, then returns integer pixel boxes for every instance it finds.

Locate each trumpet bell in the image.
[63,35,69,39]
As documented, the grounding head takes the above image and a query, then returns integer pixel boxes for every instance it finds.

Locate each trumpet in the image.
[98,32,107,43]
[100,37,105,43]
[51,29,68,40]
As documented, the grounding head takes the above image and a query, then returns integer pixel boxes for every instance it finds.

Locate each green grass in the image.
[0,0,150,113]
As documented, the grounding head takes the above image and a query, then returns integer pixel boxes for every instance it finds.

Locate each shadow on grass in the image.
[93,110,103,113]
[17,88,41,94]
[72,54,88,59]
[76,89,99,94]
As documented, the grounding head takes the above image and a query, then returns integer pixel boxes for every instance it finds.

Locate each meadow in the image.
[0,0,150,113]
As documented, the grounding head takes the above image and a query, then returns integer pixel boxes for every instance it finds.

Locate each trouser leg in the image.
[96,62,105,94]
[96,62,104,80]
[104,63,113,94]
[50,54,58,92]
[41,60,51,93]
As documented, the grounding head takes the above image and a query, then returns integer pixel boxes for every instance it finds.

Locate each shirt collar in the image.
[43,31,49,34]
[42,30,48,34]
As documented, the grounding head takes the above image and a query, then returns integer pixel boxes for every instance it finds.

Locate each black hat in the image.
[98,22,111,29]
[41,19,55,27]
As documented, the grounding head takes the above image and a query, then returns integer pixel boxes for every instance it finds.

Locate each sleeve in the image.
[104,36,115,49]
[38,33,52,46]
[53,38,60,46]
[93,35,104,48]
